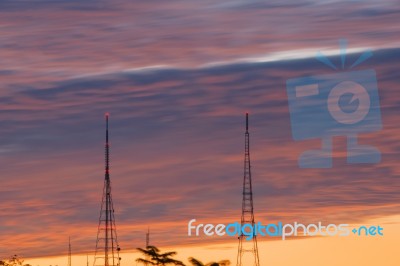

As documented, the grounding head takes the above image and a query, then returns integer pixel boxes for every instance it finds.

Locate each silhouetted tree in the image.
[136,246,185,266]
[0,255,31,266]
[188,258,230,266]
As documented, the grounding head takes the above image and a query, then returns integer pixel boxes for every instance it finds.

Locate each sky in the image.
[0,0,399,265]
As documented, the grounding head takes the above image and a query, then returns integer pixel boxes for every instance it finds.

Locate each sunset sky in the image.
[0,1,399,265]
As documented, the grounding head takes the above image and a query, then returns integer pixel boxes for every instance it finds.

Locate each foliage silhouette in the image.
[0,255,31,266]
[136,246,185,266]
[188,257,230,266]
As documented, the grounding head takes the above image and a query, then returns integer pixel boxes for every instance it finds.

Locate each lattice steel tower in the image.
[94,113,121,266]
[146,227,150,248]
[68,237,71,266]
[236,113,260,266]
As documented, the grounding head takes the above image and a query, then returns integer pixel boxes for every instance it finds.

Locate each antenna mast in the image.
[236,113,260,266]
[146,227,150,248]
[94,113,121,266]
[68,237,71,266]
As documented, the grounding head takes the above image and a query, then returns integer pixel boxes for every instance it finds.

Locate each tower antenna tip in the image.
[246,113,249,131]
[105,112,109,117]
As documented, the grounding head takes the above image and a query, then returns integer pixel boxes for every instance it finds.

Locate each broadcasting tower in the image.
[68,237,71,266]
[236,113,260,266]
[94,113,121,266]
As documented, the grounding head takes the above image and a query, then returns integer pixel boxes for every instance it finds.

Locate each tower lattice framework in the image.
[94,114,121,266]
[68,237,71,266]
[236,113,260,266]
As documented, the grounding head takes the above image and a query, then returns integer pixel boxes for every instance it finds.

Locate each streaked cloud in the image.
[0,46,399,258]
[0,0,399,259]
